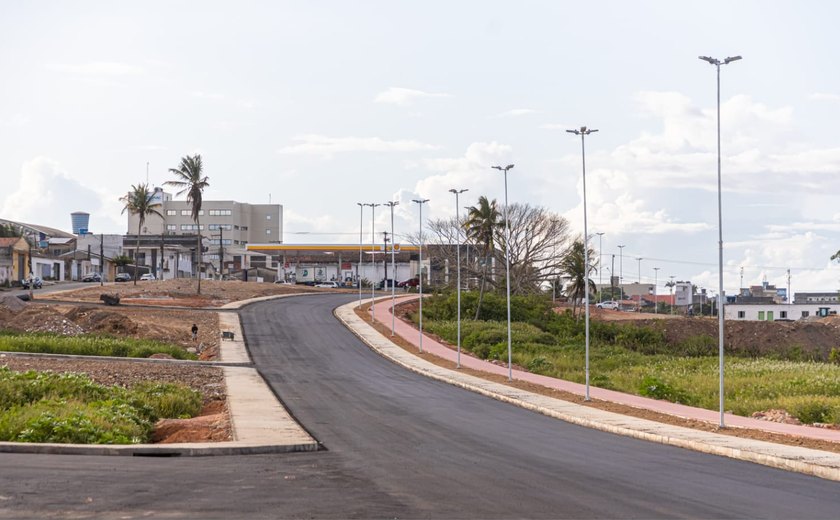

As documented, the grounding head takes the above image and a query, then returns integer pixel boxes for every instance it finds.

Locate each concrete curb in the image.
[335,301,840,482]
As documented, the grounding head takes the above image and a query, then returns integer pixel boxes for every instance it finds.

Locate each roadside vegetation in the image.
[415,291,840,425]
[0,367,202,444]
[0,331,197,360]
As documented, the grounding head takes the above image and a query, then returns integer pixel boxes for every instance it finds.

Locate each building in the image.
[736,282,787,304]
[125,188,283,279]
[794,292,840,305]
[725,303,840,321]
[70,212,90,234]
[0,237,30,286]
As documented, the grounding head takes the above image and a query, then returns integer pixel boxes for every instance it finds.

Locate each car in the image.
[21,277,42,289]
[378,278,398,289]
[139,273,155,281]
[315,281,340,288]
[115,273,131,282]
[274,279,292,285]
[398,276,420,288]
[81,273,102,283]
[596,301,620,310]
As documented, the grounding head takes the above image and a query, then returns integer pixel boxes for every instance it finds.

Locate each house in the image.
[794,292,840,305]
[724,303,840,321]
[0,237,31,286]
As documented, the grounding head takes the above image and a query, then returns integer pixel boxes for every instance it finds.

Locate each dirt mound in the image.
[64,308,139,335]
[7,306,85,335]
[151,400,230,443]
[0,295,28,313]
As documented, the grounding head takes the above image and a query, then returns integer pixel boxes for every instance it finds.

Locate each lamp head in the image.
[698,55,718,65]
[724,55,742,64]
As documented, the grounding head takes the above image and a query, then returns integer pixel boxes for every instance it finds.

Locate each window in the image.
[209,239,232,245]
[166,210,177,216]
[234,240,240,245]
[179,224,204,231]
[241,226,248,231]
[802,311,810,318]
[181,210,191,216]
[208,209,232,216]
[166,224,176,231]
[737,311,745,319]
[265,229,271,235]
[758,311,765,320]
[208,224,232,231]
[780,311,787,319]
[234,225,240,230]
[266,214,271,220]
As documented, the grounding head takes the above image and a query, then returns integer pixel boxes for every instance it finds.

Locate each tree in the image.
[120,183,162,285]
[166,154,209,294]
[0,223,22,238]
[464,196,503,319]
[426,201,572,302]
[559,239,597,319]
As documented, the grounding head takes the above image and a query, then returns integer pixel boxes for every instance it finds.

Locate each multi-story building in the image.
[794,292,840,304]
[125,188,283,279]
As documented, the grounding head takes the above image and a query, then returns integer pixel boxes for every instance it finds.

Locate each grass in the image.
[0,331,196,360]
[419,293,840,425]
[0,368,202,444]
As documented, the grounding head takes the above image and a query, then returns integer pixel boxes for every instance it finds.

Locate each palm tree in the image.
[560,239,597,319]
[464,196,503,319]
[120,183,162,285]
[166,154,209,294]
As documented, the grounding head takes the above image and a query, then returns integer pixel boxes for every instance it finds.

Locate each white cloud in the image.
[0,158,122,233]
[810,92,840,103]
[540,123,573,130]
[374,87,451,106]
[277,134,439,158]
[46,61,144,76]
[190,91,225,100]
[493,108,538,118]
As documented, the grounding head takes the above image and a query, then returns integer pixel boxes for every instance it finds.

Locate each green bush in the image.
[0,331,195,360]
[526,356,553,374]
[676,335,717,357]
[0,368,202,444]
[638,375,692,404]
[789,399,836,424]
[828,347,840,365]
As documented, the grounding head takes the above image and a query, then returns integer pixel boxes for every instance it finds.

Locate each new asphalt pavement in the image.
[1,293,839,518]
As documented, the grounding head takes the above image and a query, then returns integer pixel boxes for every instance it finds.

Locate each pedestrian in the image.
[191,323,198,341]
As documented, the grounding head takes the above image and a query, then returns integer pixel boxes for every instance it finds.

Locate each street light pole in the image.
[356,203,367,308]
[618,244,625,298]
[566,128,597,400]
[637,257,643,312]
[700,53,742,428]
[491,164,515,382]
[370,203,381,322]
[596,232,605,302]
[412,199,429,353]
[653,267,660,314]
[385,201,399,336]
[449,188,468,368]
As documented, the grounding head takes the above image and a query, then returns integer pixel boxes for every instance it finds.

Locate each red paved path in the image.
[371,294,840,443]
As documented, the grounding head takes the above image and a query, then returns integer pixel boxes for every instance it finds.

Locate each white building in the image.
[725,303,840,321]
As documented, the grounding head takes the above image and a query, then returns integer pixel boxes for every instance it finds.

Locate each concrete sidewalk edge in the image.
[334,301,840,483]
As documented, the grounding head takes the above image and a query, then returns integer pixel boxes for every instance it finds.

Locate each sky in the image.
[3,1,840,296]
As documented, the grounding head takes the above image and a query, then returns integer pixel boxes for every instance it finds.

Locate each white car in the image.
[315,281,340,288]
[139,273,156,281]
[596,301,620,310]
[274,279,292,285]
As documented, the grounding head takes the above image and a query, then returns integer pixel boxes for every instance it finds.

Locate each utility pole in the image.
[669,275,676,315]
[100,233,104,287]
[787,268,791,304]
[382,231,389,283]
[637,257,643,312]
[653,267,660,314]
[596,232,605,302]
[618,244,625,298]
[219,226,224,279]
[740,266,744,292]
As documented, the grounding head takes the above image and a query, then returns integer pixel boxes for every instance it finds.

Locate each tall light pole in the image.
[617,244,625,298]
[369,203,381,322]
[385,201,399,336]
[669,275,676,315]
[596,232,605,302]
[491,164,515,382]
[700,53,741,428]
[356,203,367,308]
[653,267,660,315]
[412,198,429,353]
[637,257,643,312]
[566,126,597,400]
[449,188,468,368]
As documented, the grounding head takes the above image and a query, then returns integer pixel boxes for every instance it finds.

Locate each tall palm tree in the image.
[120,183,162,286]
[560,239,597,319]
[464,196,503,319]
[165,154,209,294]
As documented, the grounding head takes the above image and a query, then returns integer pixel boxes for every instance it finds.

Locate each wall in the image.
[724,303,840,321]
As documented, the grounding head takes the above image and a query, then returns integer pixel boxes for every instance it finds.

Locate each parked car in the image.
[81,273,102,283]
[21,277,42,289]
[398,276,420,288]
[115,273,131,282]
[274,279,292,285]
[378,278,398,289]
[139,273,155,281]
[315,281,340,288]
[596,301,620,310]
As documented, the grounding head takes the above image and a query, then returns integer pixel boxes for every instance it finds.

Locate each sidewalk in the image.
[336,296,840,482]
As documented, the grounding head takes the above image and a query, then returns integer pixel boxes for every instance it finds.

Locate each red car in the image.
[398,276,420,288]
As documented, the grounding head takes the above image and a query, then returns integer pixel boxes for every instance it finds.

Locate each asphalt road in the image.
[1,293,839,518]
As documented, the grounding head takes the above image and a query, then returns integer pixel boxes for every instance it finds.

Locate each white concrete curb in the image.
[335,301,840,482]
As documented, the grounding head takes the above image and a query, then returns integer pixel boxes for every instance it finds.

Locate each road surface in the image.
[1,293,838,518]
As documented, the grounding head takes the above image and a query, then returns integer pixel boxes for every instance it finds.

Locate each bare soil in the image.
[371,303,840,454]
